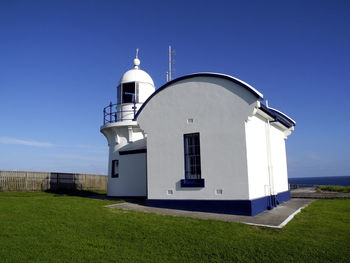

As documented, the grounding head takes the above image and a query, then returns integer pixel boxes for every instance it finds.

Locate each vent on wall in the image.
[216,189,223,195]
[167,189,173,195]
[187,118,194,124]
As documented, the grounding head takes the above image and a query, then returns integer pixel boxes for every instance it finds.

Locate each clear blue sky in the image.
[1,0,349,177]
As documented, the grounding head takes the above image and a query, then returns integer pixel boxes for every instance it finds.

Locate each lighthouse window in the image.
[184,133,201,179]
[111,160,119,178]
[117,85,121,104]
[122,82,136,103]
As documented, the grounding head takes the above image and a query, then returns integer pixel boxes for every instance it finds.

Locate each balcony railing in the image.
[103,102,138,125]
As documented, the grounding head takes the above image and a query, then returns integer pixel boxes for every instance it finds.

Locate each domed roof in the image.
[120,68,154,86]
[119,55,154,86]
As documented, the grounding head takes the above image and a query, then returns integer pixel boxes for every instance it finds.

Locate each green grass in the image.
[1,192,350,263]
[317,185,350,193]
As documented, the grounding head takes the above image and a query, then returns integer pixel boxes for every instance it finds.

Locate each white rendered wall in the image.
[116,103,141,121]
[138,82,155,103]
[269,124,289,194]
[138,76,259,200]
[101,123,147,196]
[245,115,290,199]
[245,115,270,199]
[107,151,147,196]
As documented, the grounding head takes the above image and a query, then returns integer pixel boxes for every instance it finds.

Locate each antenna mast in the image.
[167,45,175,82]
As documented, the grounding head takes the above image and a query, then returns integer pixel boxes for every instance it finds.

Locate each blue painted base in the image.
[146,190,290,216]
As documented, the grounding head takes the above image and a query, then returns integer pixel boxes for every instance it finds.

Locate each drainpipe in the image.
[265,101,276,209]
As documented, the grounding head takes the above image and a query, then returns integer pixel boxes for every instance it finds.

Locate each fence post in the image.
[24,172,28,191]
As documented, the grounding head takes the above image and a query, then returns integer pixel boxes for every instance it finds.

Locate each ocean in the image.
[288,176,350,186]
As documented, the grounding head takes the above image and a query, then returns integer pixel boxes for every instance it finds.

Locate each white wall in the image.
[245,114,290,199]
[101,123,147,196]
[138,82,156,103]
[138,76,259,200]
[269,124,289,194]
[107,151,147,196]
[245,115,270,199]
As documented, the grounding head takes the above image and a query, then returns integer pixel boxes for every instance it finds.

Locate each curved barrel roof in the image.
[135,72,263,119]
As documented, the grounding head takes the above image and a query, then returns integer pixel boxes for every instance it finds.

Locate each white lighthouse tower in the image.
[100,51,155,197]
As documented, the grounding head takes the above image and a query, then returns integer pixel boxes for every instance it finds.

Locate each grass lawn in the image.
[0,192,349,263]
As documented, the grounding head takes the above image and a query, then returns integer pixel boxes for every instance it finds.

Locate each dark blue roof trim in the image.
[135,73,262,120]
[268,108,296,125]
[259,104,275,118]
[119,149,147,155]
[260,104,295,128]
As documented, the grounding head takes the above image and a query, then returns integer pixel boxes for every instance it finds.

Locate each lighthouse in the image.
[100,51,155,197]
[100,49,295,215]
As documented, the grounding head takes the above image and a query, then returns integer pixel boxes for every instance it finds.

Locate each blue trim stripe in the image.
[277,190,291,203]
[146,190,291,216]
[146,199,252,216]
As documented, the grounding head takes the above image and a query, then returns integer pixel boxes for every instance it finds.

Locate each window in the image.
[122,82,136,103]
[117,85,121,104]
[117,82,139,104]
[184,133,201,179]
[182,133,204,187]
[111,160,119,178]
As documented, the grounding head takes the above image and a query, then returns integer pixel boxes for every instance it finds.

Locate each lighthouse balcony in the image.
[103,102,139,125]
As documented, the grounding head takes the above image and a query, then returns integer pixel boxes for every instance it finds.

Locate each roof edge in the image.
[194,72,263,98]
[259,104,295,128]
[267,107,296,125]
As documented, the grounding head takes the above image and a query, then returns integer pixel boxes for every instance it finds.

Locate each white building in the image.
[101,55,295,216]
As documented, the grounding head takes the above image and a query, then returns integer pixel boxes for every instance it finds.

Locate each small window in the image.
[184,133,201,179]
[122,82,136,103]
[216,189,223,195]
[111,160,119,178]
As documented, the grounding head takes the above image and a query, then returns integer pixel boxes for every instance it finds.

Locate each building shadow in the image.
[49,172,78,192]
[45,183,146,204]
[45,188,106,197]
[46,172,107,198]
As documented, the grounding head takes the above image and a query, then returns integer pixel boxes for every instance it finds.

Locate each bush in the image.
[317,185,350,193]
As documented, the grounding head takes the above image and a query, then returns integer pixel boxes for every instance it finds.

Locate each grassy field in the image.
[0,192,349,263]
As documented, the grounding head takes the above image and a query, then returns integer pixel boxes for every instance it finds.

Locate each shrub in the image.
[317,185,350,193]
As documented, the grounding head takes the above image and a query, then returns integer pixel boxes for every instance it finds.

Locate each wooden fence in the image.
[0,170,107,192]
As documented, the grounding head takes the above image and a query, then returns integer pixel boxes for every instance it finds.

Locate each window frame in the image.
[117,85,121,105]
[182,133,204,187]
[117,82,139,105]
[111,160,119,178]
[184,132,201,179]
